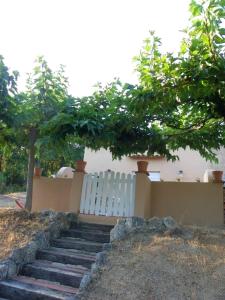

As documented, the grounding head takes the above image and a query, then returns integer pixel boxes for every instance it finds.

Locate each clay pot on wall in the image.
[34,167,42,177]
[137,160,149,174]
[212,170,223,183]
[75,160,87,173]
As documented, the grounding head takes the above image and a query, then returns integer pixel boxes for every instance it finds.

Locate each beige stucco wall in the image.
[134,173,151,218]
[32,174,224,227]
[84,148,225,182]
[32,177,72,212]
[150,182,224,226]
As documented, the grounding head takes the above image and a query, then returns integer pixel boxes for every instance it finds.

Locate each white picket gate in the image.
[80,171,136,217]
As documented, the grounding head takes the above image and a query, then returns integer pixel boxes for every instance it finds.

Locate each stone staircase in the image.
[0,222,113,300]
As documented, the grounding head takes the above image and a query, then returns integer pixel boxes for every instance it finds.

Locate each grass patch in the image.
[0,209,49,260]
[82,227,225,300]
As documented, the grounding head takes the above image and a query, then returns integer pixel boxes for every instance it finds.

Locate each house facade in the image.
[84,147,225,182]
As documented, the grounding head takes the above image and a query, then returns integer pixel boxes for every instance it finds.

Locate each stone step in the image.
[51,237,104,253]
[61,229,110,243]
[36,247,96,268]
[71,222,114,233]
[21,260,84,288]
[0,276,78,300]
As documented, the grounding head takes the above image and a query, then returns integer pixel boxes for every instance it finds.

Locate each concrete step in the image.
[51,237,104,253]
[71,222,114,233]
[36,247,96,268]
[21,260,84,288]
[0,276,78,300]
[61,229,110,243]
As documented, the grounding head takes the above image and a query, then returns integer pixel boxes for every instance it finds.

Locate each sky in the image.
[0,0,190,97]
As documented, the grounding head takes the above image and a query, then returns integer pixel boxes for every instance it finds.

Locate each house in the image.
[84,147,225,182]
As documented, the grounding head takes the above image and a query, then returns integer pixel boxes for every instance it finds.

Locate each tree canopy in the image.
[0,56,18,139]
[131,0,225,160]
[14,57,76,210]
[0,57,84,207]
[61,0,224,161]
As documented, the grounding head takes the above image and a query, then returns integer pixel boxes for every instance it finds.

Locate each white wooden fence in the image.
[80,171,136,217]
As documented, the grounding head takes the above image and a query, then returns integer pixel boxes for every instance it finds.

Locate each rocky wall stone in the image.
[110,216,181,242]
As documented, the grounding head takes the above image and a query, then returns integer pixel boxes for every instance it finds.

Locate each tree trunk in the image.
[0,155,2,172]
[25,127,37,211]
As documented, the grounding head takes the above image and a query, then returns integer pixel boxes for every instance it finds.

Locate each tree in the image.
[0,55,18,138]
[64,0,224,161]
[0,57,25,193]
[37,137,84,177]
[15,57,70,210]
[0,143,27,193]
[131,0,225,160]
[47,79,175,159]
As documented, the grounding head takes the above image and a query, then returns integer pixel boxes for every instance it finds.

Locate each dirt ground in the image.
[0,209,49,260]
[0,192,26,208]
[81,227,225,300]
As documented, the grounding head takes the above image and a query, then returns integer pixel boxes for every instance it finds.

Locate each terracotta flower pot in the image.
[76,160,87,173]
[34,167,42,177]
[137,160,148,174]
[212,170,223,183]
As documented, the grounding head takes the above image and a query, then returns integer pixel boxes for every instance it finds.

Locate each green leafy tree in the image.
[72,0,224,161]
[131,0,225,160]
[15,57,70,210]
[0,56,24,193]
[47,79,173,160]
[0,55,18,139]
[0,144,27,193]
[36,136,84,177]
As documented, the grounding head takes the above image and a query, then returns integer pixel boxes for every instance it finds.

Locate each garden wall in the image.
[32,177,72,212]
[32,173,224,227]
[150,182,224,226]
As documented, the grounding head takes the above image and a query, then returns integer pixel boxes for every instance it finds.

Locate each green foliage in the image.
[16,56,68,130]
[37,136,84,176]
[83,0,225,161]
[53,0,224,162]
[0,57,84,194]
[0,56,18,141]
[0,144,27,193]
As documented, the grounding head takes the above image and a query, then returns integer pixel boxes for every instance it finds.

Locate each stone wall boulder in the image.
[110,216,181,242]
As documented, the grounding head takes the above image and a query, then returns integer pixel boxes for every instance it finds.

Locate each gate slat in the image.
[94,172,104,215]
[99,171,109,215]
[106,171,115,216]
[118,173,126,216]
[89,172,98,214]
[80,174,88,213]
[124,174,131,217]
[112,172,121,216]
[84,174,93,214]
[130,174,136,216]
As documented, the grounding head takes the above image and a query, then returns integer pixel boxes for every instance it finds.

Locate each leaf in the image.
[189,0,203,16]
